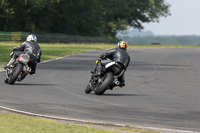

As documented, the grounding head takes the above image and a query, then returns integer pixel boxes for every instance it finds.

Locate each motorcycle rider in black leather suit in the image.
[93,41,130,87]
[5,34,42,75]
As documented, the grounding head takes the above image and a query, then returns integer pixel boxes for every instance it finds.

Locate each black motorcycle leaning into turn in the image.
[4,34,42,85]
[85,41,130,95]
[85,58,127,95]
[5,51,31,84]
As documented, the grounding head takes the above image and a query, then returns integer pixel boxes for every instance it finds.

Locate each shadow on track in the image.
[91,93,148,97]
[13,83,58,86]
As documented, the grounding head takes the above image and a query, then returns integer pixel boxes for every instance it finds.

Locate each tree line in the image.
[0,0,170,38]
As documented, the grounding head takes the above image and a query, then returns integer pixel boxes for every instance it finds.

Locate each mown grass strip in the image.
[0,113,118,133]
[1,42,200,63]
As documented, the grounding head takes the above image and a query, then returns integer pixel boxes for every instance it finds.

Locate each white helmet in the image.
[26,34,37,42]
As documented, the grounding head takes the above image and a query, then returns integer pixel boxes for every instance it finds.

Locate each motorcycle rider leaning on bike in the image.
[5,34,42,75]
[93,41,130,88]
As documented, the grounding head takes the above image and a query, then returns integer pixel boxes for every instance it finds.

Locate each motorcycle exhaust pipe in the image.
[23,66,31,72]
[115,81,120,85]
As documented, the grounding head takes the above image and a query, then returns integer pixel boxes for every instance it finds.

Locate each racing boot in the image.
[29,66,36,75]
[29,69,35,75]
[108,84,115,90]
[119,81,125,88]
[118,74,125,88]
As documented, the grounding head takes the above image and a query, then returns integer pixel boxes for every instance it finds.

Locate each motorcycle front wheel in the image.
[85,82,92,94]
[8,63,23,85]
[94,72,114,95]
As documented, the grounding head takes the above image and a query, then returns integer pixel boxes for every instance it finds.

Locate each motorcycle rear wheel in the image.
[94,72,114,95]
[8,63,23,85]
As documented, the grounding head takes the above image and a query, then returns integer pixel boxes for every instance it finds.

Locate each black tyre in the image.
[4,78,8,84]
[8,63,23,85]
[85,82,92,94]
[94,72,114,95]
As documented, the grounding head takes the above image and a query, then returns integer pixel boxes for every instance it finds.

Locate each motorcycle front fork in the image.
[6,58,15,67]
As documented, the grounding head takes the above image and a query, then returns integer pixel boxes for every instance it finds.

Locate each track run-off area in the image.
[0,48,200,132]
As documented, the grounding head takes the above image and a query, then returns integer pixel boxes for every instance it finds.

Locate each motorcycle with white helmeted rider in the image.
[4,34,42,84]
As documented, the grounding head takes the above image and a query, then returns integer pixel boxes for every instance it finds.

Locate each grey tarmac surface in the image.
[0,48,200,132]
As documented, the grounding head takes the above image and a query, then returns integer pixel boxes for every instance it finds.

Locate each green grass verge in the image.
[1,42,200,63]
[0,113,118,133]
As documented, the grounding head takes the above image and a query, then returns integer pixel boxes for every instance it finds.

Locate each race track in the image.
[1,48,200,132]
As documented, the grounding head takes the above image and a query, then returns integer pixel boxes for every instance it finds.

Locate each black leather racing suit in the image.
[11,41,42,74]
[95,48,130,85]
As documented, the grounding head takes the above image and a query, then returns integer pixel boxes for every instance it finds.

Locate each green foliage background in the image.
[0,0,170,38]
